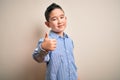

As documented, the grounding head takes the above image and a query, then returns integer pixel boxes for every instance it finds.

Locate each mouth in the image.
[58,24,63,27]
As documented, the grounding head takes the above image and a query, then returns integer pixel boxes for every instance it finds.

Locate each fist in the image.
[41,33,57,51]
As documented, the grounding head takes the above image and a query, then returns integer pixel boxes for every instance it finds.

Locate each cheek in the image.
[63,19,67,24]
[64,20,67,26]
[50,22,58,27]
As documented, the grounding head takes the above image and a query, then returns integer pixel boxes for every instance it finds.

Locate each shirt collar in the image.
[49,30,69,39]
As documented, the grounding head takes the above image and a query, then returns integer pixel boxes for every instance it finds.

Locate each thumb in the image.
[44,33,49,40]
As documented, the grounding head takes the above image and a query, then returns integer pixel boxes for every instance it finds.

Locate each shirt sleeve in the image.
[32,38,50,63]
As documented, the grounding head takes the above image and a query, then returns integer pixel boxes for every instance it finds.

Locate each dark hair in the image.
[45,3,64,21]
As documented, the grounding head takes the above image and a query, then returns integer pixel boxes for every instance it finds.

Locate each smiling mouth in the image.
[58,25,63,27]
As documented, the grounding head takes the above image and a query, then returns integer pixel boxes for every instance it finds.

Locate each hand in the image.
[41,33,57,51]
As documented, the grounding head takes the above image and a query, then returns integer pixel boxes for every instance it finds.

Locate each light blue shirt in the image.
[33,31,78,80]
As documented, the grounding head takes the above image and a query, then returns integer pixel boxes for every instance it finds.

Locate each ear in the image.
[45,21,50,28]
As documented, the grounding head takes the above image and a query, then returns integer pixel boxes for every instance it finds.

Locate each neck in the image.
[51,30,64,37]
[56,32,64,37]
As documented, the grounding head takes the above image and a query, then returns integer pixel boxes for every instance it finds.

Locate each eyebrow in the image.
[50,14,65,19]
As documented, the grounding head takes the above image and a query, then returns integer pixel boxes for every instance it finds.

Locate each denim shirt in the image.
[33,31,78,80]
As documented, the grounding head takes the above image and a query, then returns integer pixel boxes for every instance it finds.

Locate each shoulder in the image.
[38,38,44,42]
[66,34,74,43]
[37,38,44,45]
[66,35,74,47]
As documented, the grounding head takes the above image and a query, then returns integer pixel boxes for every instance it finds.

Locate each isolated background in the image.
[0,0,120,80]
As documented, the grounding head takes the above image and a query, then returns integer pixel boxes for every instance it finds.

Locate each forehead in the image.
[49,8,64,18]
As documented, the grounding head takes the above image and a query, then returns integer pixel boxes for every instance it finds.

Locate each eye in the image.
[51,18,57,21]
[60,16,64,19]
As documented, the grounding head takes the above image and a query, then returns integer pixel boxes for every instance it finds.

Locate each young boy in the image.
[33,3,78,80]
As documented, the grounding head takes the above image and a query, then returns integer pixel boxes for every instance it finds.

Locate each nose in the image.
[58,18,62,24]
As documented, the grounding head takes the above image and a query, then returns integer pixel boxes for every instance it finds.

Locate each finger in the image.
[52,42,57,45]
[52,45,56,48]
[51,39,57,42]
[44,33,49,40]
[51,41,57,45]
[49,41,57,46]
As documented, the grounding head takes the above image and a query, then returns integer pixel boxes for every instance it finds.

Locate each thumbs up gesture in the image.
[41,33,57,51]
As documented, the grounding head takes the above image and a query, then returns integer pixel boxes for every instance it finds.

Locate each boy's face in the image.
[45,8,67,35]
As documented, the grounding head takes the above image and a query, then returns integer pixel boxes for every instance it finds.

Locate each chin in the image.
[53,29,64,32]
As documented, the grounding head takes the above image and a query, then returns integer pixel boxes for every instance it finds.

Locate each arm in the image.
[32,33,57,63]
[32,39,50,63]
